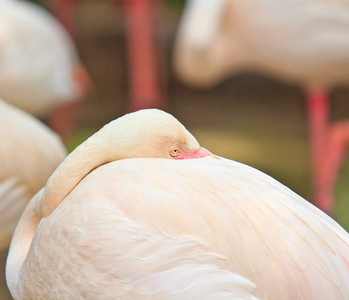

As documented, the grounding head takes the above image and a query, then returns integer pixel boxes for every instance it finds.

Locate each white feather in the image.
[0,99,66,250]
[6,109,349,299]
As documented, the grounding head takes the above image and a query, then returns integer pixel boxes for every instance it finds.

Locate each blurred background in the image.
[1,0,349,298]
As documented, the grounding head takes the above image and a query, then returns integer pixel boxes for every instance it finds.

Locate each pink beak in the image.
[177,147,211,159]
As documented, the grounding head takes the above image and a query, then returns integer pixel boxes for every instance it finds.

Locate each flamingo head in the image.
[98,109,211,161]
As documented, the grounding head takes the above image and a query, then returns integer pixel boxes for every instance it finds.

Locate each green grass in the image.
[66,128,97,153]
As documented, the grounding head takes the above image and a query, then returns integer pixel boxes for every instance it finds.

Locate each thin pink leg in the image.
[307,91,329,183]
[306,90,332,212]
[307,91,329,175]
[124,0,165,112]
[315,124,348,213]
[307,90,349,214]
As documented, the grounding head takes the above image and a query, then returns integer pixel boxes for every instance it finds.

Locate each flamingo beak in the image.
[180,147,211,159]
[194,147,211,158]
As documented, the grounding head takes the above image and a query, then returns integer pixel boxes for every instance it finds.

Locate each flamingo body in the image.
[6,110,349,299]
[0,0,88,118]
[0,99,66,250]
[174,0,349,213]
[174,0,349,89]
[16,157,349,299]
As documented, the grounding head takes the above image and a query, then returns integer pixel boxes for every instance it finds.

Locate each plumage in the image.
[173,0,349,89]
[173,0,349,213]
[0,0,89,118]
[0,99,66,250]
[6,109,349,299]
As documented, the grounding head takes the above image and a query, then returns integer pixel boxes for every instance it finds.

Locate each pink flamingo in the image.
[173,0,349,214]
[0,98,66,251]
[6,109,349,299]
[0,0,90,142]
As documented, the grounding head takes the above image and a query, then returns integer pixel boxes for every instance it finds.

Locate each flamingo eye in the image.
[169,148,180,157]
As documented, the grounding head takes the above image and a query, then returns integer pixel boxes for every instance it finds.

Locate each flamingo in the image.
[0,98,67,251]
[6,109,349,299]
[0,0,90,141]
[173,0,349,214]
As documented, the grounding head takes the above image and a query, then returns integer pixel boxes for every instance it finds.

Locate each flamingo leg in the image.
[307,90,349,214]
[315,122,349,213]
[307,89,332,212]
[307,90,329,174]
[124,0,165,112]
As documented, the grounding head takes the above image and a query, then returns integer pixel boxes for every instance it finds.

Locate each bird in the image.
[173,0,349,213]
[173,0,349,90]
[6,109,349,299]
[0,98,67,251]
[0,0,90,141]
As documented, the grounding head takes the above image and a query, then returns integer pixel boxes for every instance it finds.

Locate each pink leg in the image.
[315,124,348,213]
[124,0,165,112]
[307,90,349,214]
[306,90,332,212]
[307,90,329,179]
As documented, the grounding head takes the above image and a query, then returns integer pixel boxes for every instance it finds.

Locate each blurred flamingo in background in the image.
[173,0,349,214]
[0,0,90,142]
[0,98,66,251]
[6,109,349,299]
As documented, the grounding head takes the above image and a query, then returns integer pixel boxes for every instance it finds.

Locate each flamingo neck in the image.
[39,132,119,218]
[6,190,43,298]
